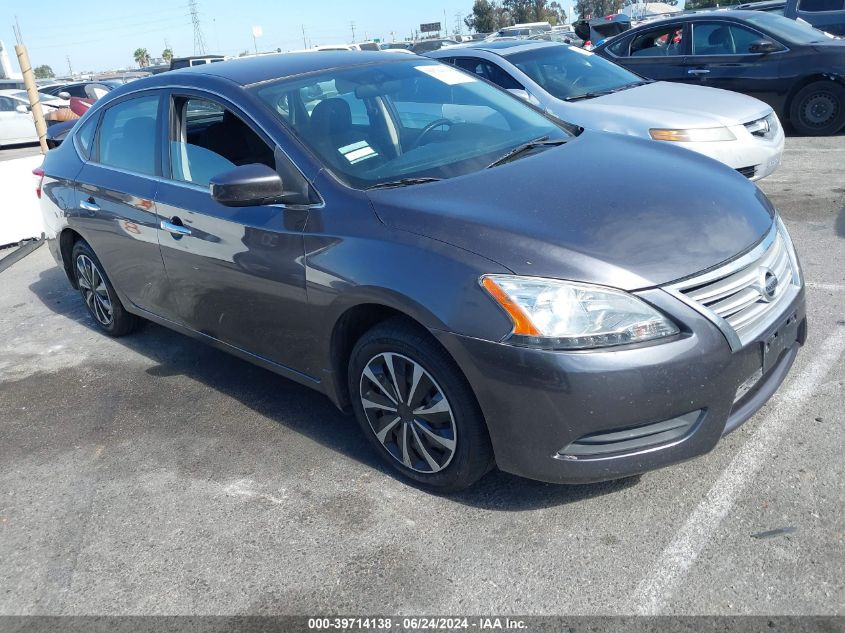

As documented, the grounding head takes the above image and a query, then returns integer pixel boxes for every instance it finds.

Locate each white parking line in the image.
[630,324,845,615]
[807,282,845,292]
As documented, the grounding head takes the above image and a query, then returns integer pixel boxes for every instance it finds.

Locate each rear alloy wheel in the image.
[789,81,845,136]
[349,319,493,491]
[71,240,141,337]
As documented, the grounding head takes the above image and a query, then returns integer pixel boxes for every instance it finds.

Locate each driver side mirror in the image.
[58,91,71,100]
[15,104,29,114]
[210,164,286,207]
[749,39,780,54]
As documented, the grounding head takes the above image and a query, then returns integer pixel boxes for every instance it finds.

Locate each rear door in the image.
[72,91,172,318]
[153,90,315,376]
[605,22,690,81]
[684,20,785,106]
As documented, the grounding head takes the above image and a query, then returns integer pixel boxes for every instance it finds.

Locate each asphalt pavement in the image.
[0,135,842,616]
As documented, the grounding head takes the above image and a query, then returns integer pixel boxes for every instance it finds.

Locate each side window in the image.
[692,23,767,55]
[454,58,524,90]
[798,0,844,11]
[0,96,15,112]
[96,95,159,175]
[75,113,99,158]
[630,25,684,57]
[607,36,631,56]
[170,97,275,187]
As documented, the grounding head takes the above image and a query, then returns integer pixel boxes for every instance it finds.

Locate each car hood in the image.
[562,81,772,130]
[367,131,775,290]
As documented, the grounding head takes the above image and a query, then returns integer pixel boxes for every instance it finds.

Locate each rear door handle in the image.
[160,220,192,236]
[687,68,710,75]
[79,199,100,212]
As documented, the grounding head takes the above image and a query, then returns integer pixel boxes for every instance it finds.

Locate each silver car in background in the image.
[429,40,784,181]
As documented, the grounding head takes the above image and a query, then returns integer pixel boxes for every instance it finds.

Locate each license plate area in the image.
[762,311,799,375]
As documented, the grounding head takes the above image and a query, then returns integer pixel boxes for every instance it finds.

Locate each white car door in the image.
[0,96,36,145]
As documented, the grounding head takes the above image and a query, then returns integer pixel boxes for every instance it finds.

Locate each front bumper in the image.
[670,121,785,182]
[432,286,806,484]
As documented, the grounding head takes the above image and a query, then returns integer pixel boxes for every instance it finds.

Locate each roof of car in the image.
[167,50,419,86]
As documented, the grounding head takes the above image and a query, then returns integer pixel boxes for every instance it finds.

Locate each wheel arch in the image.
[59,227,85,289]
[784,73,845,122]
[325,298,467,412]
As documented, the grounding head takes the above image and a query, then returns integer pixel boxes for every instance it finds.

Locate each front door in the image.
[154,92,315,376]
[684,21,783,107]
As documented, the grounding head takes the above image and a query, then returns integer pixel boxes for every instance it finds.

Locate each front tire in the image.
[789,81,845,136]
[348,319,493,492]
[71,240,140,337]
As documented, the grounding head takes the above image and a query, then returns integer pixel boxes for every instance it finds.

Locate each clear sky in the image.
[3,0,562,76]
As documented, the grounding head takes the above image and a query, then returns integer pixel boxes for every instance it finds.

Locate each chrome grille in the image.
[665,221,801,351]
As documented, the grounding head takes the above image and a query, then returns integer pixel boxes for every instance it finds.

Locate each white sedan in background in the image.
[0,89,66,147]
[429,40,784,181]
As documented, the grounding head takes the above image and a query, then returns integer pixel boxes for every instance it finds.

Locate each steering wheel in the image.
[407,118,454,151]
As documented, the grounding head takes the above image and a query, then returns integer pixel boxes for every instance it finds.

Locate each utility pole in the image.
[12,18,48,153]
[66,55,73,76]
[350,21,356,43]
[188,0,207,55]
[301,25,307,49]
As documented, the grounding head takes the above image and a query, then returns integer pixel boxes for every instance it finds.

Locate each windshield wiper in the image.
[486,137,568,169]
[366,177,442,190]
[564,81,652,102]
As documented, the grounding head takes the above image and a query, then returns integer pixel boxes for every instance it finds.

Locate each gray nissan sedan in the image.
[37,52,806,491]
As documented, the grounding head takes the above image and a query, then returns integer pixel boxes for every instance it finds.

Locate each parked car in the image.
[429,41,784,180]
[41,81,121,100]
[573,14,633,48]
[735,0,845,35]
[0,94,39,146]
[410,38,460,53]
[169,55,225,71]
[594,11,845,135]
[37,53,806,491]
[0,89,67,110]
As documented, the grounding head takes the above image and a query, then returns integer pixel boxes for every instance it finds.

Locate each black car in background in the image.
[735,0,845,35]
[594,11,845,135]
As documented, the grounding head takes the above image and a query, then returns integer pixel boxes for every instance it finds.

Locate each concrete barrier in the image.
[0,155,45,247]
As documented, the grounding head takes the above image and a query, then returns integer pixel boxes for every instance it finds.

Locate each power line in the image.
[189,0,207,55]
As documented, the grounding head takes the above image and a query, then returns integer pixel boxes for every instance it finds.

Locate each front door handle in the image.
[79,199,100,213]
[160,219,192,237]
[687,68,711,75]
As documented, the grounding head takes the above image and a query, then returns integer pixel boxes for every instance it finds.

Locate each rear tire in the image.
[348,318,493,492]
[789,81,845,136]
[71,240,141,337]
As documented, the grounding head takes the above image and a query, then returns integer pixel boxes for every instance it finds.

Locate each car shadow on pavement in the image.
[836,205,845,238]
[28,265,639,511]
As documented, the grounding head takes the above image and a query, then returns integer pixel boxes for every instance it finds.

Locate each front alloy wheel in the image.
[359,352,457,474]
[348,319,493,491]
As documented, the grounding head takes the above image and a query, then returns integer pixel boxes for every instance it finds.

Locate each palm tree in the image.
[133,47,150,67]
[162,48,174,63]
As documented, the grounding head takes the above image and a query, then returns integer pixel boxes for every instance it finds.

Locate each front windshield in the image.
[253,60,570,189]
[744,12,833,42]
[506,45,643,101]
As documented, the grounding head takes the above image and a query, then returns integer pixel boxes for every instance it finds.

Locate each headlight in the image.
[649,127,736,142]
[480,275,680,350]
